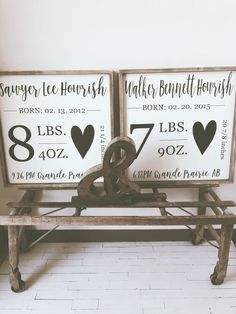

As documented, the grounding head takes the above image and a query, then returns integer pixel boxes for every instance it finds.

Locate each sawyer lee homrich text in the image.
[132,168,222,180]
[0,76,107,102]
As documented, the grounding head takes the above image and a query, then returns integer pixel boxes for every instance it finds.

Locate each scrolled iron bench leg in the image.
[210,223,233,285]
[8,225,25,292]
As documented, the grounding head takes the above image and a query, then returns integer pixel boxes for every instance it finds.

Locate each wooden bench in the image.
[1,137,236,292]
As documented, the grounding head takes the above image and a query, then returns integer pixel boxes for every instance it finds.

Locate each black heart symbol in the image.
[71,125,95,158]
[193,120,217,155]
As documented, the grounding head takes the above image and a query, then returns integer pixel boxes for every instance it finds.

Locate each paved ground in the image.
[0,241,236,314]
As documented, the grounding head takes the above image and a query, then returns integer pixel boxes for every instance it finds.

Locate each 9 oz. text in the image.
[158,145,186,157]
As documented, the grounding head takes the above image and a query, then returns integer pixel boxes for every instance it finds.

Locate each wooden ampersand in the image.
[73,136,140,206]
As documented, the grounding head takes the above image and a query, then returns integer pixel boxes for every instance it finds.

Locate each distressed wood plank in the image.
[1,215,236,226]
[7,200,236,209]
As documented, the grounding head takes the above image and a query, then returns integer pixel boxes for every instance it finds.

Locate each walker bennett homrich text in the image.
[125,72,233,99]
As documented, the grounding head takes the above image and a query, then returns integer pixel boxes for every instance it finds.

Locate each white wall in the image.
[0,0,236,228]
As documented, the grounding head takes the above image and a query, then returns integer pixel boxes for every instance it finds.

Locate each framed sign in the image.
[119,67,236,184]
[0,71,115,187]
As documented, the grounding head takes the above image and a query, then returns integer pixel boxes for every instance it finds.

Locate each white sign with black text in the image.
[0,72,114,185]
[120,69,236,183]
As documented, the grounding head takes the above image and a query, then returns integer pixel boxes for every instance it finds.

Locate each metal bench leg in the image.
[210,223,233,285]
[8,225,25,292]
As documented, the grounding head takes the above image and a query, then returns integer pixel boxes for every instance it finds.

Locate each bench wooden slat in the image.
[1,214,236,226]
[7,200,236,209]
